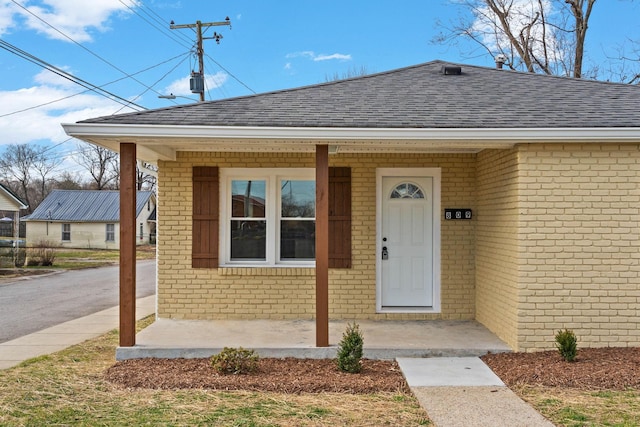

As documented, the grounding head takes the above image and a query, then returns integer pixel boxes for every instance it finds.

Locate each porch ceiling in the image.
[62,123,640,163]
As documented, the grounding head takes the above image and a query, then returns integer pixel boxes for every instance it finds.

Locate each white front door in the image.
[377,170,440,311]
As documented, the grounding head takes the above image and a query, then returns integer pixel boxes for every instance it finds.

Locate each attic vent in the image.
[441,65,462,75]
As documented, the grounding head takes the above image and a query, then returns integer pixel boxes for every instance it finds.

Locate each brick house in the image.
[63,60,640,352]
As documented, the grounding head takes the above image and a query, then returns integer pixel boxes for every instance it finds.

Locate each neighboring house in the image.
[24,190,156,248]
[63,60,640,352]
[0,183,28,235]
[0,183,28,266]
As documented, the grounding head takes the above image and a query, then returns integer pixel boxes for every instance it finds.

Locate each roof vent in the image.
[441,65,462,75]
[495,54,507,69]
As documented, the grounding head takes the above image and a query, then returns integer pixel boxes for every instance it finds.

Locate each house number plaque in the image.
[444,209,472,220]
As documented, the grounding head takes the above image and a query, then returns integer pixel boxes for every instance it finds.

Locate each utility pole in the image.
[170,17,231,102]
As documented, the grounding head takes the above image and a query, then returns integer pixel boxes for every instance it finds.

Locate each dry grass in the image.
[0,317,430,426]
[515,385,640,427]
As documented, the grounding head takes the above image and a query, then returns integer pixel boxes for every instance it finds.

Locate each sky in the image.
[0,0,638,174]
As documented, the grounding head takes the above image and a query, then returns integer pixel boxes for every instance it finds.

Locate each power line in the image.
[9,0,172,100]
[117,0,193,49]
[0,40,146,111]
[205,53,257,95]
[0,52,190,118]
[111,52,192,113]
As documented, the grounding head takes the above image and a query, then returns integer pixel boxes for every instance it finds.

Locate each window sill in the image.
[218,266,315,276]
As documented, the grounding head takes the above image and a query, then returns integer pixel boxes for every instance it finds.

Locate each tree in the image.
[324,65,372,82]
[435,0,596,78]
[75,143,119,190]
[55,171,84,190]
[137,161,157,191]
[0,144,61,212]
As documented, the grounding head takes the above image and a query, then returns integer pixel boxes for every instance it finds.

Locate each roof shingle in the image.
[79,60,640,129]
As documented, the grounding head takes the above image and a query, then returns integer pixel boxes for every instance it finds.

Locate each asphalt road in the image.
[0,260,156,343]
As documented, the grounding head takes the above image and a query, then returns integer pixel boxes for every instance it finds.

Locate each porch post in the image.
[119,143,137,347]
[315,144,329,347]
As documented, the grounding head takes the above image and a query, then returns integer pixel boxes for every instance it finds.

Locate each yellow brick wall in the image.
[516,144,640,351]
[476,148,520,350]
[157,151,477,321]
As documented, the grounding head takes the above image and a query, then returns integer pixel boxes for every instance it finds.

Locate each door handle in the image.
[381,246,388,260]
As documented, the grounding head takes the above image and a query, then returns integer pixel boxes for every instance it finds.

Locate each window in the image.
[106,224,115,242]
[390,182,425,199]
[62,223,71,241]
[221,169,315,266]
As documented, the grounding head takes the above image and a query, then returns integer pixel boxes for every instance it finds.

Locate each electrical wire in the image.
[111,52,191,113]
[0,39,146,111]
[0,51,191,118]
[205,53,257,95]
[10,0,172,100]
[117,0,193,49]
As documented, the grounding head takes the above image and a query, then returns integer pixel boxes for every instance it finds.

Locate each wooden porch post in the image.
[315,145,329,347]
[119,143,137,347]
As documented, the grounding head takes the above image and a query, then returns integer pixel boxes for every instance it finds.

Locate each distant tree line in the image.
[0,142,156,214]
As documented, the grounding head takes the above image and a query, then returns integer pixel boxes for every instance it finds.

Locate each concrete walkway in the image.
[0,295,155,370]
[397,357,555,426]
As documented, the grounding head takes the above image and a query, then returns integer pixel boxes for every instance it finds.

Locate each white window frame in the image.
[61,223,71,241]
[219,168,316,267]
[106,223,115,242]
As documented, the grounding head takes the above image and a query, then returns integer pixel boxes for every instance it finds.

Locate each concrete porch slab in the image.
[116,318,511,360]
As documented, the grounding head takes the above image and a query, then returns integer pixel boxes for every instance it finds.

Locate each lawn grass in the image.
[24,245,156,270]
[515,385,640,427]
[0,316,430,426]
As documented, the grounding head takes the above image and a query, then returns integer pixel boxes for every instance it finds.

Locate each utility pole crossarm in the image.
[170,20,231,30]
[170,18,231,102]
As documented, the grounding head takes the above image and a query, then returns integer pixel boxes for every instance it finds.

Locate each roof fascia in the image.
[63,123,640,142]
[0,184,28,210]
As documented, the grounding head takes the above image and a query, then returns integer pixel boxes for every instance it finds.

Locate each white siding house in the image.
[24,190,156,249]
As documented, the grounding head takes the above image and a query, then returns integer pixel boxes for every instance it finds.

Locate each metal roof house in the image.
[24,190,156,249]
[62,60,640,353]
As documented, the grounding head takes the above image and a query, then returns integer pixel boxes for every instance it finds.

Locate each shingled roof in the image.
[25,190,154,222]
[79,60,640,129]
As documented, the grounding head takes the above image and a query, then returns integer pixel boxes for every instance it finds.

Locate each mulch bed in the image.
[482,347,640,390]
[105,347,640,393]
[105,358,410,394]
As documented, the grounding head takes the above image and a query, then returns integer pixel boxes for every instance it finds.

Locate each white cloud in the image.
[314,53,352,62]
[286,51,352,62]
[6,0,134,42]
[286,51,316,60]
[0,75,135,146]
[0,1,21,36]
[164,71,229,97]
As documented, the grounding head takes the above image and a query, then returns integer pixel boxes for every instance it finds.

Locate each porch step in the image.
[116,345,509,360]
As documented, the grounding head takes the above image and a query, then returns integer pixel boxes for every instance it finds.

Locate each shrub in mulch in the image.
[105,357,410,394]
[482,347,640,390]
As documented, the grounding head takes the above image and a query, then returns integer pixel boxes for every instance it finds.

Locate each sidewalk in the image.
[0,295,155,370]
[397,357,555,427]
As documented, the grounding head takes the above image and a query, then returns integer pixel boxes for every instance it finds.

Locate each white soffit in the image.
[62,123,640,162]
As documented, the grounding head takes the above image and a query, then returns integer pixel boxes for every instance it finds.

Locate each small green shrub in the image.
[555,329,578,362]
[336,322,364,373]
[210,347,258,374]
